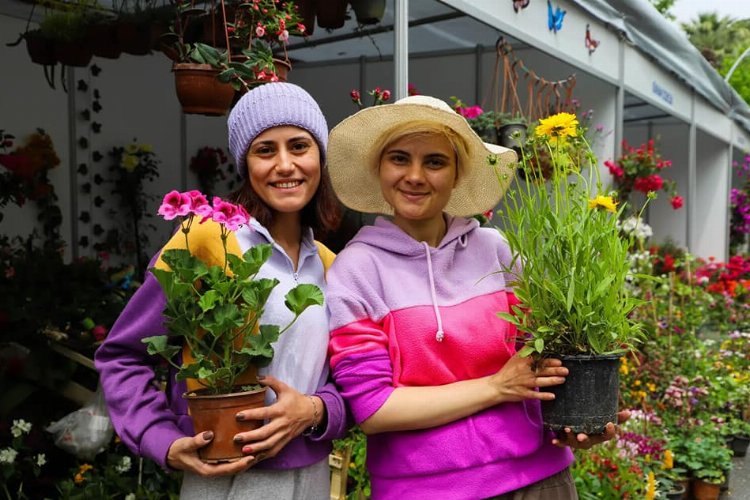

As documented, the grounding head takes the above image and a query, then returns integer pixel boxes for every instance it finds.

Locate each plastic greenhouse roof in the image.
[571,0,750,134]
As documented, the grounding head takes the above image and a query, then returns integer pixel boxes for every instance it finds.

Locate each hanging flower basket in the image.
[173,63,235,116]
[23,30,56,66]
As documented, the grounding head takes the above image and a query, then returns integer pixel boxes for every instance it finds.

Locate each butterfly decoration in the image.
[547,0,566,33]
[512,0,530,13]
[585,24,600,55]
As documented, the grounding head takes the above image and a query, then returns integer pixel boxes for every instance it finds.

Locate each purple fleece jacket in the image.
[94,220,347,470]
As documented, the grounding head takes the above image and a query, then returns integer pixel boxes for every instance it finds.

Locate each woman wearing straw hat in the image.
[325,95,622,499]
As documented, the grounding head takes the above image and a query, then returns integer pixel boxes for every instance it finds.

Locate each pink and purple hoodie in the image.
[327,216,573,499]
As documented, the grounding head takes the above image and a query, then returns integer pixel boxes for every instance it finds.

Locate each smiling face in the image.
[245,126,321,215]
[378,132,458,232]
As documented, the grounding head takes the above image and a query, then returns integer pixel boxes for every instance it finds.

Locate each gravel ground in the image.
[725,451,749,499]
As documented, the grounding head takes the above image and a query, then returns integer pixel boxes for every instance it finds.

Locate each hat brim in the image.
[328,102,517,217]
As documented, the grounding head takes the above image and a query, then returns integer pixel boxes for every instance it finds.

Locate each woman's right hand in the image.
[489,354,568,403]
[166,432,255,477]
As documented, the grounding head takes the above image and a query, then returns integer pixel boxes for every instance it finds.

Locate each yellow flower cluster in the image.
[645,471,656,500]
[73,463,93,484]
[663,449,674,470]
[120,143,154,172]
[534,112,578,145]
[588,195,618,213]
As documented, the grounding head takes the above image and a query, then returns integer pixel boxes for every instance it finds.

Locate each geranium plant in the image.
[496,112,645,356]
[605,139,683,212]
[164,0,306,91]
[141,190,323,394]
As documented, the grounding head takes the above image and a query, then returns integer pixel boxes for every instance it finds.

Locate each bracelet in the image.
[302,395,319,436]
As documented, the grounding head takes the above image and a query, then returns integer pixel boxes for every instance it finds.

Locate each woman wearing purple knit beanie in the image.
[95,82,345,499]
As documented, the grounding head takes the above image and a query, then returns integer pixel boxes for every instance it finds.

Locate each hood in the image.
[346,214,480,343]
[347,215,479,256]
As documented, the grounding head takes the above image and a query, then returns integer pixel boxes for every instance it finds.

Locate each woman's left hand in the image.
[232,375,319,462]
[551,410,630,449]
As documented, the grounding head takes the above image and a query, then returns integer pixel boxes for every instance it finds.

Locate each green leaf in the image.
[198,289,220,312]
[284,284,324,315]
[142,335,181,360]
[518,345,535,357]
[534,338,544,353]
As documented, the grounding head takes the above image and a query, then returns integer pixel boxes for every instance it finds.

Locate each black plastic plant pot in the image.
[664,484,685,500]
[496,123,527,151]
[541,354,620,435]
[732,434,749,457]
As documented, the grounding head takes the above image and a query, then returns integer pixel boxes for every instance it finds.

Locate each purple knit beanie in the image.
[228,82,328,177]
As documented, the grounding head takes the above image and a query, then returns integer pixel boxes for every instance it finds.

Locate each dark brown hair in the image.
[231,167,342,239]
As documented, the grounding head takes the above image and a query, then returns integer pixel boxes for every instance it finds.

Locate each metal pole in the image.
[394,0,409,99]
[724,46,750,82]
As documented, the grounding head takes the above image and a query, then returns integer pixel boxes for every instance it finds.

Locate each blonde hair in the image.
[370,120,471,180]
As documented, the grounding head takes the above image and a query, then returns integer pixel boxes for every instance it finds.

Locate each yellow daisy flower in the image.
[588,195,618,213]
[534,112,579,144]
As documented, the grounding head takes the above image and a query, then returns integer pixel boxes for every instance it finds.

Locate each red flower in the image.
[670,195,684,210]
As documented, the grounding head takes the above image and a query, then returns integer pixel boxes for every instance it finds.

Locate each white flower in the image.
[115,455,132,473]
[36,453,46,467]
[11,419,31,438]
[0,448,18,464]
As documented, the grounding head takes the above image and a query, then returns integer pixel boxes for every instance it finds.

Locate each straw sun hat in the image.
[327,95,518,217]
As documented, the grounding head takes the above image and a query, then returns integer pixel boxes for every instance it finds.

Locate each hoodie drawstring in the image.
[422,242,445,342]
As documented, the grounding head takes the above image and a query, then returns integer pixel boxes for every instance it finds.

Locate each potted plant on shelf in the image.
[141,190,323,463]
[163,0,306,115]
[496,111,645,434]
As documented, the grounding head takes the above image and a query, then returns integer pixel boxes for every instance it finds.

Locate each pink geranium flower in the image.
[158,190,191,220]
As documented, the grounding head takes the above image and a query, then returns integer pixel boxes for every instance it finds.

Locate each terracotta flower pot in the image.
[541,354,620,435]
[173,63,235,116]
[691,479,721,500]
[185,386,267,463]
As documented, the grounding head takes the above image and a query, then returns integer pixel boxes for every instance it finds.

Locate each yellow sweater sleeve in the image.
[314,240,336,274]
[154,219,241,272]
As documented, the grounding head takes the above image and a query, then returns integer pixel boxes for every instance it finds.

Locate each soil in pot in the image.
[185,386,267,463]
[541,354,620,435]
[731,434,749,457]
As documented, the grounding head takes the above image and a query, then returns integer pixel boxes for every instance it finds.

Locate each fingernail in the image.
[236,413,245,422]
[242,445,253,454]
[257,375,265,381]
[233,435,243,444]
[202,431,214,441]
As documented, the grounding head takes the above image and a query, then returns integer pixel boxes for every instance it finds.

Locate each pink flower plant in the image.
[143,190,323,394]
